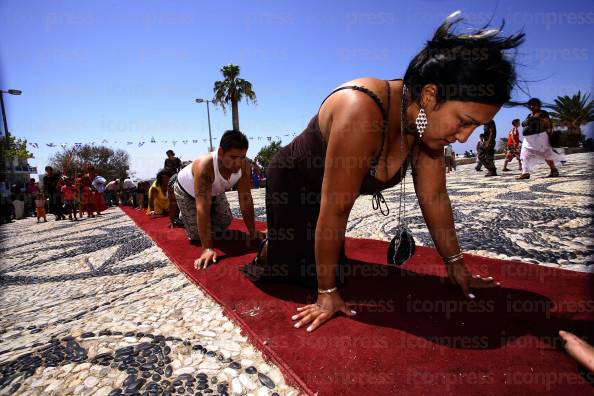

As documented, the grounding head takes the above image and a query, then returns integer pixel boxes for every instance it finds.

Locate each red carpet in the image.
[121,206,594,395]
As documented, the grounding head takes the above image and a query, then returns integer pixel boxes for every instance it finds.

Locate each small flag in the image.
[267,137,272,141]
[192,139,198,144]
[151,137,156,143]
[182,140,188,144]
[138,142,145,147]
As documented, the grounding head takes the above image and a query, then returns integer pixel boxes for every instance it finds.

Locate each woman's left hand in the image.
[446,260,500,299]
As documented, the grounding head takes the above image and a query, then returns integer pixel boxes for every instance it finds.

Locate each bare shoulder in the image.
[193,155,214,182]
[318,77,387,149]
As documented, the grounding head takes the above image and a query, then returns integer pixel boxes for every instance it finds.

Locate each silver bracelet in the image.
[203,248,214,253]
[317,286,338,295]
[442,252,464,265]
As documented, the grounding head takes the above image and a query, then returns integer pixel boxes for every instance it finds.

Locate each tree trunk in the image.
[232,99,239,131]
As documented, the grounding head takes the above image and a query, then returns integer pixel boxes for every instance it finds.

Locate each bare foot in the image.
[559,330,594,372]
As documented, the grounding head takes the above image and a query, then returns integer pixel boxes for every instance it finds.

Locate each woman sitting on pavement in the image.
[243,12,524,332]
[147,170,170,216]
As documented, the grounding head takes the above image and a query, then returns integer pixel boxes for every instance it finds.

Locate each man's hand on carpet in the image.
[194,249,217,270]
[446,261,500,299]
[291,292,356,332]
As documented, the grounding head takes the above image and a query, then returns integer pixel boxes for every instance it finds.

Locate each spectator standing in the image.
[43,166,65,220]
[475,134,485,171]
[25,178,40,217]
[479,120,498,176]
[35,193,47,222]
[517,98,560,179]
[61,177,78,221]
[164,150,182,174]
[502,119,522,172]
[251,161,262,188]
[0,175,12,224]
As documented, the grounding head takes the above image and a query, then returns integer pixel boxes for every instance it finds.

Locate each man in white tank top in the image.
[174,130,265,269]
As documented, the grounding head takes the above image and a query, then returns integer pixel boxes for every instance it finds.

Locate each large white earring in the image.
[416,108,427,139]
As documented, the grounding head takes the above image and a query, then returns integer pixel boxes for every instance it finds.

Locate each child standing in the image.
[35,193,47,222]
[81,176,96,218]
[61,178,78,221]
[502,119,522,171]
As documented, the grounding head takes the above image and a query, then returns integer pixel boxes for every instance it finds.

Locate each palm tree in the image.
[549,91,594,140]
[213,64,257,131]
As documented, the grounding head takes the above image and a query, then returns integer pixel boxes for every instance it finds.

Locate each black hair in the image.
[155,170,170,187]
[479,133,485,138]
[512,118,520,125]
[45,166,53,172]
[527,98,541,107]
[219,130,249,151]
[403,11,525,105]
[166,150,175,156]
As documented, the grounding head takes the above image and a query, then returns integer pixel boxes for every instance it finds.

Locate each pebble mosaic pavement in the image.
[0,212,297,395]
[0,153,592,395]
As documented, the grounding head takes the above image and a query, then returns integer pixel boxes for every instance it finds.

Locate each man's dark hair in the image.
[404,12,524,105]
[166,150,175,156]
[527,98,542,107]
[45,166,53,172]
[219,130,249,152]
[512,118,520,125]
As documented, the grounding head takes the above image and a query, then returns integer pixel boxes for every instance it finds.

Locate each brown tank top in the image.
[285,81,408,197]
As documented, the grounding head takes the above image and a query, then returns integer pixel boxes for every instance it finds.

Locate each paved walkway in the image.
[0,210,297,395]
[0,152,592,395]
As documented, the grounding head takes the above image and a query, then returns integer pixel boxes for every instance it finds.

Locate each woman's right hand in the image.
[291,291,356,332]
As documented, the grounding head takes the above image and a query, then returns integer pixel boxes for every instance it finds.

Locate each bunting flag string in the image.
[26,132,298,150]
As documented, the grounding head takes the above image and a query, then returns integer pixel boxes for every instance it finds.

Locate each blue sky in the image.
[1,0,592,179]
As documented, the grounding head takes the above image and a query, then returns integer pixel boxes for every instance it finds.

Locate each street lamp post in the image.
[195,98,214,152]
[1,89,22,150]
[0,89,22,183]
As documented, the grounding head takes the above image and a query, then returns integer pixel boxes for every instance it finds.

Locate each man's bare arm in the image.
[194,159,214,247]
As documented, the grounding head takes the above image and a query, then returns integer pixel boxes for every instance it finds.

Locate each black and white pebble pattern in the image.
[0,209,297,395]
